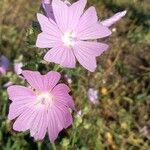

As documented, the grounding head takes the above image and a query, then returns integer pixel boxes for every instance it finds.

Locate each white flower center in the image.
[35,92,53,108]
[61,31,76,47]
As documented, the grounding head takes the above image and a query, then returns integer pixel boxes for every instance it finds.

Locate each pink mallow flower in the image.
[0,55,9,75]
[36,0,112,72]
[7,70,75,142]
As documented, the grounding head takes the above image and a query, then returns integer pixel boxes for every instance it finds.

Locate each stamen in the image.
[35,92,53,108]
[61,31,76,47]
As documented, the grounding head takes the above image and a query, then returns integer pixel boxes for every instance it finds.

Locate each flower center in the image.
[35,92,53,108]
[61,31,76,47]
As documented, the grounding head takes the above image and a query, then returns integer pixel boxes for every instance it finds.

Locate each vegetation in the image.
[0,0,150,149]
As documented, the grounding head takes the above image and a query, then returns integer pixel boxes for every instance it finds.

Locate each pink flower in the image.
[36,0,111,72]
[0,55,9,75]
[101,10,127,27]
[7,70,75,142]
[14,62,23,75]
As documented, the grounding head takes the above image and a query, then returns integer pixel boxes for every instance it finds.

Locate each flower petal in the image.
[74,41,109,56]
[37,13,60,34]
[8,101,33,120]
[75,6,98,32]
[101,10,127,27]
[48,108,61,142]
[30,107,48,140]
[13,107,37,131]
[68,0,87,30]
[36,32,61,48]
[52,0,69,32]
[73,43,97,72]
[44,45,76,68]
[75,7,111,40]
[33,109,48,140]
[77,23,111,40]
[22,70,60,91]
[43,71,61,90]
[22,71,44,91]
[7,85,36,101]
[52,83,75,109]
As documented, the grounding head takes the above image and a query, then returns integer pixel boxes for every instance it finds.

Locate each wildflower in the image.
[36,0,111,72]
[101,10,127,27]
[0,55,9,75]
[87,88,99,104]
[7,70,75,142]
[14,62,23,75]
[64,74,72,84]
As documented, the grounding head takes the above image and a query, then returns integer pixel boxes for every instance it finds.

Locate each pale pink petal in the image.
[75,6,111,40]
[64,110,73,128]
[22,71,44,91]
[44,45,76,68]
[30,107,48,140]
[77,23,111,40]
[36,32,61,48]
[68,0,87,30]
[22,70,60,91]
[42,71,61,91]
[37,13,60,34]
[74,41,109,56]
[36,13,61,48]
[73,44,97,72]
[52,0,69,32]
[101,10,127,27]
[48,104,73,142]
[54,104,72,128]
[75,6,98,32]
[8,102,33,120]
[7,85,36,101]
[13,107,38,131]
[48,108,61,142]
[52,84,75,109]
[34,109,48,140]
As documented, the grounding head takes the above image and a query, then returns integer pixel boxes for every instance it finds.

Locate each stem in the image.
[37,142,42,150]
[52,143,57,150]
[53,64,61,72]
[71,126,77,148]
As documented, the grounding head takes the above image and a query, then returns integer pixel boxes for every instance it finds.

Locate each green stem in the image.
[52,143,57,150]
[53,64,61,72]
[37,142,42,150]
[71,126,77,148]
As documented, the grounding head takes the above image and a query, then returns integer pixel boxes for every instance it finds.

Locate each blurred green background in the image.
[0,0,150,149]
